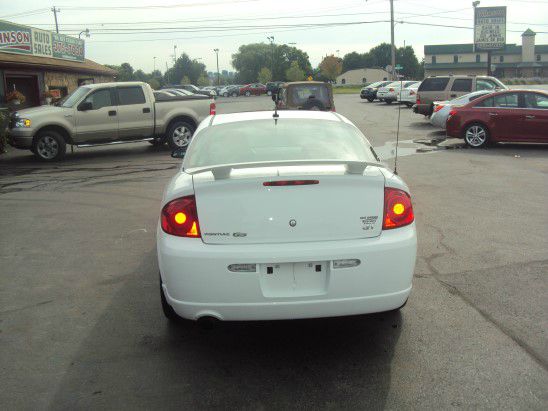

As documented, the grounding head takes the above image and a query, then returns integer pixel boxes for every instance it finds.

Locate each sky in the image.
[2,0,547,74]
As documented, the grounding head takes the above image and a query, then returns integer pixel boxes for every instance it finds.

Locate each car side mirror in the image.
[171,148,186,159]
[78,101,93,111]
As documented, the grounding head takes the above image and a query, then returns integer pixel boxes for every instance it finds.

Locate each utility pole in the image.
[173,45,177,63]
[267,36,275,80]
[214,48,220,86]
[390,0,396,80]
[153,56,156,72]
[51,6,60,33]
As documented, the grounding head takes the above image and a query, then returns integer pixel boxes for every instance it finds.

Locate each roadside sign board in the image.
[395,64,403,70]
[0,19,85,61]
[0,20,32,54]
[474,6,506,50]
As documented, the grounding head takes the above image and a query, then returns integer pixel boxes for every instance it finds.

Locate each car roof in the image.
[85,81,144,89]
[209,110,351,126]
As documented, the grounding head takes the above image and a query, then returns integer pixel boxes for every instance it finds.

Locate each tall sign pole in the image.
[390,0,396,80]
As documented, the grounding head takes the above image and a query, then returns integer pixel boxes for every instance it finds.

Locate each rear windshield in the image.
[419,77,450,92]
[290,85,331,106]
[184,119,376,169]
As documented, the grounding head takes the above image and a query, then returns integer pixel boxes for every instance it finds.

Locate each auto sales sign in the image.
[474,6,506,50]
[0,20,84,61]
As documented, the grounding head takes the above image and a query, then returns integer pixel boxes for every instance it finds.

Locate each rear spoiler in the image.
[184,159,385,180]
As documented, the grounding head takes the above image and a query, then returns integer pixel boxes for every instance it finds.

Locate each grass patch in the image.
[333,87,361,94]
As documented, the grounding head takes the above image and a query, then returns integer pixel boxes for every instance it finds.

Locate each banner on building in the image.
[474,6,506,50]
[0,20,84,61]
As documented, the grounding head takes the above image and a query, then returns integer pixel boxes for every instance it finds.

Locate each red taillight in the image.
[416,95,421,105]
[433,104,444,113]
[263,180,319,186]
[383,187,414,230]
[161,195,201,238]
[209,101,216,115]
[448,108,458,117]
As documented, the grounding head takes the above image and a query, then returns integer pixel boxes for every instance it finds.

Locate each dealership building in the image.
[424,29,548,79]
[0,20,115,109]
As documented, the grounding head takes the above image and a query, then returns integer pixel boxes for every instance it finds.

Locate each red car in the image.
[446,89,548,147]
[239,83,267,96]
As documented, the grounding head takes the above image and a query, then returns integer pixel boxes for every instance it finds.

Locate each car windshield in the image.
[184,118,376,169]
[60,87,90,107]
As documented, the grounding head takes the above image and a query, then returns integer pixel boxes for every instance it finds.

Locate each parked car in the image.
[158,110,416,322]
[446,89,548,147]
[164,88,194,96]
[266,81,284,96]
[239,83,267,96]
[201,86,218,96]
[274,81,334,111]
[164,84,215,97]
[430,90,493,129]
[377,81,419,104]
[360,81,392,102]
[9,81,213,160]
[415,75,506,116]
[398,82,420,107]
[219,85,240,97]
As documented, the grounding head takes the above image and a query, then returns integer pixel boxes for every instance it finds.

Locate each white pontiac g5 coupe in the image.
[157,110,417,322]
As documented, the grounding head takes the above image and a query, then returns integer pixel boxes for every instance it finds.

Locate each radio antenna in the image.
[394,72,402,175]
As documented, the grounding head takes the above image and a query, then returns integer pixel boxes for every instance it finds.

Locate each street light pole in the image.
[153,56,156,72]
[78,28,90,39]
[213,48,220,86]
[173,45,177,63]
[390,0,396,80]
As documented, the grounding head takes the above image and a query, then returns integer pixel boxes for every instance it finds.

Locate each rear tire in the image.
[245,91,251,96]
[267,90,272,96]
[367,97,374,102]
[32,130,66,161]
[463,123,490,148]
[166,120,195,150]
[231,92,238,97]
[386,99,393,104]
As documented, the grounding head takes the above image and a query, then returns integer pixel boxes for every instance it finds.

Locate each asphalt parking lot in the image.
[1,95,547,409]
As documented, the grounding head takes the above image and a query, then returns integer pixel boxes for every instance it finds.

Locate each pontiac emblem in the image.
[289,219,297,227]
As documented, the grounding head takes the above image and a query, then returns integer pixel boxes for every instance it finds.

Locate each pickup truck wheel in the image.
[32,130,66,161]
[167,121,195,150]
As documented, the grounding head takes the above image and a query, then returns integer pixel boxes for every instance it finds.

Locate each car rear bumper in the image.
[157,224,417,321]
[430,112,447,129]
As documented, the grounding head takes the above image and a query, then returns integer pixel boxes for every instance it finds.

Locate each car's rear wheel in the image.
[223,92,228,97]
[386,99,393,104]
[231,92,238,97]
[464,123,489,148]
[367,97,374,102]
[245,91,251,96]
[32,130,66,161]
[267,90,272,96]
[166,120,195,150]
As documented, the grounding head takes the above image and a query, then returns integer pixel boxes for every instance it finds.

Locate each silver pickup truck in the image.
[9,81,212,161]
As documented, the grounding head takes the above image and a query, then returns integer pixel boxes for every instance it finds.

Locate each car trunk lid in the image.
[192,165,385,245]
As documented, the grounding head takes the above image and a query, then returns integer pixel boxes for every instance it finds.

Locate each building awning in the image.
[0,52,116,76]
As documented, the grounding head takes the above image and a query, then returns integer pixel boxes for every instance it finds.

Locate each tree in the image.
[285,61,305,81]
[319,55,342,82]
[180,75,190,85]
[257,67,272,84]
[104,62,135,81]
[164,53,207,85]
[232,43,312,83]
[197,74,210,86]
